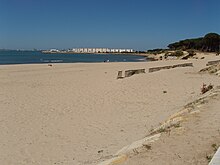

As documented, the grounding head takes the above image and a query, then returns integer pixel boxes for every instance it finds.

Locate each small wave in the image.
[41,59,63,63]
[50,60,63,62]
[42,60,49,62]
[137,58,146,61]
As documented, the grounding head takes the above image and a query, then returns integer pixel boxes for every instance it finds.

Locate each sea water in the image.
[0,50,147,65]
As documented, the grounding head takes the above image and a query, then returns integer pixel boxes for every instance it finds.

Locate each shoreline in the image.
[0,60,149,66]
[42,51,149,57]
[0,51,151,65]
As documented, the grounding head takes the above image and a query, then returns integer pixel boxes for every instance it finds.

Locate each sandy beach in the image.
[0,54,220,165]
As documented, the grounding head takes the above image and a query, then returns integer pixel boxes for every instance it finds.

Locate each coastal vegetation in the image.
[147,33,220,55]
[168,33,220,52]
[146,49,168,55]
[165,50,184,57]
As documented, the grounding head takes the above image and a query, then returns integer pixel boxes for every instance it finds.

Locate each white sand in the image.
[123,85,220,165]
[0,55,220,165]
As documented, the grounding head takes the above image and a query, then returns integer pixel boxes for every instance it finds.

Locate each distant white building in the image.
[119,49,126,53]
[49,49,59,52]
[88,48,93,53]
[70,48,134,53]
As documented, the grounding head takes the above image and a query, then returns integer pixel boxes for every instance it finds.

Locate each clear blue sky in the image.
[0,0,219,50]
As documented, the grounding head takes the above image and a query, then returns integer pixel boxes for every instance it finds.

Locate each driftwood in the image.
[117,69,145,79]
[117,63,193,78]
[125,69,145,77]
[201,83,213,94]
[199,63,220,74]
[206,60,220,66]
[117,71,123,79]
[149,63,193,73]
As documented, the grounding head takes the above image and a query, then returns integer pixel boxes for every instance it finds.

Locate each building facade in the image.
[71,48,134,53]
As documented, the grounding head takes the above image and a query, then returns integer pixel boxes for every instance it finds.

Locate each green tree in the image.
[202,33,220,52]
[167,33,220,52]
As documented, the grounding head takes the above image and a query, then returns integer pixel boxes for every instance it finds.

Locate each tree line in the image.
[168,33,220,52]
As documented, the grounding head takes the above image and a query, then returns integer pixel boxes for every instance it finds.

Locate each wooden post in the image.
[117,71,123,79]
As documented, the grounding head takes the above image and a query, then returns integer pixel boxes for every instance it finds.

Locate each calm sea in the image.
[0,50,147,65]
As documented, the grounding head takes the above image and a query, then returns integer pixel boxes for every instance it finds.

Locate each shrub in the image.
[169,50,184,57]
[187,50,196,56]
